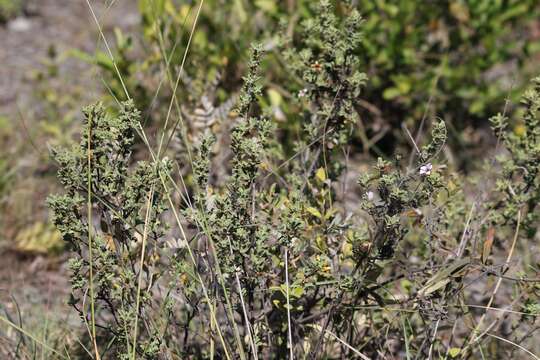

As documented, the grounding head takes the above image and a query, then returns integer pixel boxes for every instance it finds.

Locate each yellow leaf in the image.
[255,0,277,13]
[104,234,116,252]
[267,88,282,107]
[164,0,176,16]
[447,179,457,192]
[180,273,188,285]
[514,124,526,137]
[450,2,469,23]
[342,242,352,256]
[315,167,326,182]
[448,348,461,358]
[291,286,304,298]
[260,161,270,171]
[234,0,247,23]
[307,207,322,218]
[315,235,327,251]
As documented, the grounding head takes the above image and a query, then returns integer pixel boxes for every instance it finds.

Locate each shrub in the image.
[355,0,540,136]
[81,0,540,158]
[46,2,540,358]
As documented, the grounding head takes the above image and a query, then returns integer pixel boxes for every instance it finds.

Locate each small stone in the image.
[8,17,32,32]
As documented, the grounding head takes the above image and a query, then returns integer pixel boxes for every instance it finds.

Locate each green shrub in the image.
[44,2,540,358]
[79,0,540,158]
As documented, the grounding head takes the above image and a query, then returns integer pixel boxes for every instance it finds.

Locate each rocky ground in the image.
[0,0,139,115]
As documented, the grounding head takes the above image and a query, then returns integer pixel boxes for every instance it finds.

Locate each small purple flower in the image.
[419,163,432,176]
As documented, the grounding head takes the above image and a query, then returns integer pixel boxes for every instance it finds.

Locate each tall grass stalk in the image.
[86,102,100,360]
[131,187,155,359]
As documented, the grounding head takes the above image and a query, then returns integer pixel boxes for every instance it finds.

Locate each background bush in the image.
[0,0,24,23]
[84,0,540,159]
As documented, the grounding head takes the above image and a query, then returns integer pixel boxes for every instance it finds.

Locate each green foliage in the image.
[0,153,14,200]
[48,101,172,358]
[488,76,540,233]
[357,0,539,116]
[283,0,367,149]
[78,0,540,159]
[0,0,24,22]
[189,45,273,281]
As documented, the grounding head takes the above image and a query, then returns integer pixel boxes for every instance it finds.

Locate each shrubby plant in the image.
[46,1,540,359]
[48,101,172,358]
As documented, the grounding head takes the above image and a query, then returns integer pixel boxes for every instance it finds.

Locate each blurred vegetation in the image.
[78,0,540,158]
[353,0,540,150]
[0,115,14,193]
[0,114,16,238]
[15,221,63,254]
[0,44,77,250]
[0,0,24,22]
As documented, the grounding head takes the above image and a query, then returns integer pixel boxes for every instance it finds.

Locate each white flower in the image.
[298,88,309,98]
[366,191,374,201]
[419,163,432,176]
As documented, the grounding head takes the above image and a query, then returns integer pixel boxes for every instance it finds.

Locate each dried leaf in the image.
[419,259,470,297]
[482,227,495,264]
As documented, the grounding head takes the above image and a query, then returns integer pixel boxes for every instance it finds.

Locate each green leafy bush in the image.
[357,0,540,119]
[44,2,540,358]
[81,0,540,158]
